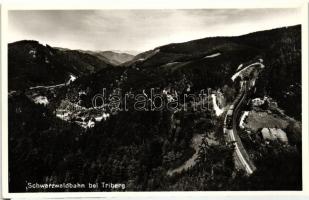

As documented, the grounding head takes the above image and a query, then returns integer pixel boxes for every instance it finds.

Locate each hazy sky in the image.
[9,9,301,53]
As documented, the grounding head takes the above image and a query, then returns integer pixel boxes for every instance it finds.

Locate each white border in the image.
[1,0,308,198]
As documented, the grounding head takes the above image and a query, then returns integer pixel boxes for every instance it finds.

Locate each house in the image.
[265,97,278,108]
[261,128,288,143]
[252,98,265,106]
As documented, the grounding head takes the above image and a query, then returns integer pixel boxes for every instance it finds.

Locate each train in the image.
[223,91,256,175]
[225,106,234,129]
[223,91,245,130]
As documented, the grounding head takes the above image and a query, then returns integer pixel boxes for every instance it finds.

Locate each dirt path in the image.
[167,133,218,176]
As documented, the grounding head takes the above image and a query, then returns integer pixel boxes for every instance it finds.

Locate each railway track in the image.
[223,81,256,175]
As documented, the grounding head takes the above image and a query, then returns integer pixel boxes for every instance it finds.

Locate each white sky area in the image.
[8,9,301,54]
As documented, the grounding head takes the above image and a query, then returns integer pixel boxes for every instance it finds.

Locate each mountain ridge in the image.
[8,40,115,90]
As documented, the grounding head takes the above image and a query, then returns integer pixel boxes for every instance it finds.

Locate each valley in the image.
[8,25,302,192]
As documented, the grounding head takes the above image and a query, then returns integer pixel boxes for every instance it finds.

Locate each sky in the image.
[8,9,301,54]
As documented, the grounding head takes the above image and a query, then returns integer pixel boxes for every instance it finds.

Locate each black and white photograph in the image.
[2,2,307,196]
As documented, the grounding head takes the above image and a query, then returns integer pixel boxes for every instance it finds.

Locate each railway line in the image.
[223,81,256,175]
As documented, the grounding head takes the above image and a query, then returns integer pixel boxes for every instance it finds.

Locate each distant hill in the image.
[83,50,134,65]
[8,40,114,90]
[88,25,301,119]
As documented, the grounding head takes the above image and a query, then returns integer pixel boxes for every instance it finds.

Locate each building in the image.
[252,98,265,106]
[265,97,278,108]
[261,128,288,143]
